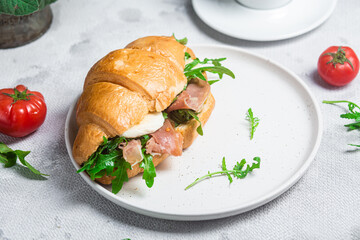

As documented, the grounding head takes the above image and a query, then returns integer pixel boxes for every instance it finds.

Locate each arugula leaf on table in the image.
[185,157,260,190]
[344,122,360,131]
[349,144,360,147]
[0,142,48,176]
[246,108,260,140]
[323,100,360,147]
[340,112,360,121]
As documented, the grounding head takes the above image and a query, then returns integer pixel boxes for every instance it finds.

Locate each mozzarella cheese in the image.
[121,112,165,138]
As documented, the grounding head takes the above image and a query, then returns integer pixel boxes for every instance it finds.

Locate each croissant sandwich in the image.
[73,35,234,193]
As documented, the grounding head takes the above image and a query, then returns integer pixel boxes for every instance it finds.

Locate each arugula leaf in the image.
[185,157,261,190]
[0,142,48,176]
[323,100,360,147]
[207,80,220,85]
[87,151,119,180]
[15,150,49,176]
[222,157,233,183]
[344,122,360,130]
[340,112,360,121]
[349,144,360,147]
[139,135,156,187]
[172,34,188,45]
[140,134,150,146]
[184,57,235,84]
[111,160,131,194]
[187,110,203,136]
[0,0,57,16]
[246,108,260,140]
[185,52,191,60]
[162,112,168,120]
[184,66,235,81]
[0,143,17,167]
[233,157,260,179]
[0,152,17,168]
[140,151,156,188]
[184,58,227,72]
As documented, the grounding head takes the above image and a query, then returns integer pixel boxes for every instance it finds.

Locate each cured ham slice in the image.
[166,79,210,113]
[146,119,183,156]
[121,140,143,165]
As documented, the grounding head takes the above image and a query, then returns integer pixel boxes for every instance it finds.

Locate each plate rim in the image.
[191,0,337,41]
[65,44,323,221]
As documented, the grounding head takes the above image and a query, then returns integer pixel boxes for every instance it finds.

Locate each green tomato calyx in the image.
[3,88,33,104]
[323,46,354,70]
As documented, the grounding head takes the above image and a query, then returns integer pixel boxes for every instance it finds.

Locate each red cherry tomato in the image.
[318,46,359,86]
[0,85,47,137]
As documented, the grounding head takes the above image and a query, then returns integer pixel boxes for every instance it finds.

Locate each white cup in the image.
[235,0,292,9]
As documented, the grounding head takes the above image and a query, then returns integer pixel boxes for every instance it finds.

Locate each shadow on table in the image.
[310,69,348,90]
[184,0,320,48]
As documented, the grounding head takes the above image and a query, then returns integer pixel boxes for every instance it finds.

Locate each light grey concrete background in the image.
[0,0,359,239]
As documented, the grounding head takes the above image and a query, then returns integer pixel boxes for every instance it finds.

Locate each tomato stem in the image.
[323,46,354,70]
[2,88,34,104]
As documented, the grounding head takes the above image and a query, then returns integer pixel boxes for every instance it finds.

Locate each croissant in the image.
[73,35,215,186]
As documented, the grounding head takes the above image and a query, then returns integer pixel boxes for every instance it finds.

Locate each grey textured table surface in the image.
[1,0,360,239]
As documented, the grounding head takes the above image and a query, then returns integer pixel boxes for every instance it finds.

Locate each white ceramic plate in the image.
[192,0,337,41]
[65,45,322,221]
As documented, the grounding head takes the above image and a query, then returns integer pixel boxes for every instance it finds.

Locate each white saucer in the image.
[192,0,337,41]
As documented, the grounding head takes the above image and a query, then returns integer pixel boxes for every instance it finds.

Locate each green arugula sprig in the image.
[184,57,235,84]
[185,157,260,190]
[323,100,360,147]
[78,135,156,194]
[0,142,48,176]
[246,108,260,140]
[0,0,57,16]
